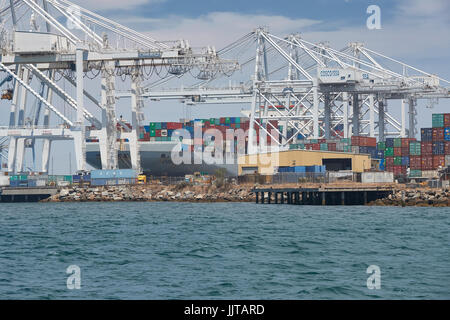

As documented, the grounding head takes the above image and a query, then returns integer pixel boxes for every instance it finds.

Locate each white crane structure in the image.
[0,0,238,174]
[123,27,450,154]
[1,3,450,174]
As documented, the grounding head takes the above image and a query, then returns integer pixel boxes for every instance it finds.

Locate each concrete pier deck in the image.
[0,188,58,203]
[253,187,394,206]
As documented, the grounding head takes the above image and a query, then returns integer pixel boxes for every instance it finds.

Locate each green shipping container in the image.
[150,130,156,137]
[235,117,241,124]
[309,139,318,144]
[63,175,73,182]
[385,147,394,157]
[394,156,402,166]
[432,114,444,128]
[149,122,156,129]
[155,122,162,130]
[409,170,422,178]
[409,142,421,156]
[320,143,328,151]
[342,145,352,152]
[289,144,298,150]
[225,117,231,124]
[341,138,351,145]
[377,142,386,150]
[394,138,402,148]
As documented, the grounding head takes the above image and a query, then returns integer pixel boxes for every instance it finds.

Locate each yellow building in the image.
[238,150,371,175]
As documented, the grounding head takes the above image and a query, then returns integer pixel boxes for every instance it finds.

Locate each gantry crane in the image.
[0,0,238,173]
[124,28,450,154]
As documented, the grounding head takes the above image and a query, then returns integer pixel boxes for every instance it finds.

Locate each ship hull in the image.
[86,142,238,176]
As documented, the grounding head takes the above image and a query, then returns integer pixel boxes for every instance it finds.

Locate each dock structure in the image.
[253,187,393,206]
[0,188,58,203]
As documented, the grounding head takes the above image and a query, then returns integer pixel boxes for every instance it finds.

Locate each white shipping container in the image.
[57,181,70,187]
[421,170,439,179]
[445,155,450,167]
[0,176,10,187]
[35,180,47,187]
[362,172,394,183]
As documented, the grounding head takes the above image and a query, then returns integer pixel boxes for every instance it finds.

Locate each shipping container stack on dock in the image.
[81,112,450,182]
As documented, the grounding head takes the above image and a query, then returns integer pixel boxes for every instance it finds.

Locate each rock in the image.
[60,189,70,197]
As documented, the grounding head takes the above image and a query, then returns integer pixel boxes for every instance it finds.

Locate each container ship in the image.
[86,117,254,176]
[85,114,348,176]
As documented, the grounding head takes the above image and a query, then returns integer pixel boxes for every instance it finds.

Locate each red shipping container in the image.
[433,155,445,169]
[394,147,402,156]
[421,142,433,154]
[393,166,406,176]
[312,143,320,150]
[351,136,361,146]
[445,141,450,155]
[409,156,422,170]
[421,155,433,170]
[366,137,377,147]
[318,139,327,144]
[401,147,410,156]
[401,138,416,148]
[155,129,161,137]
[444,113,450,127]
[432,127,445,141]
[385,157,394,166]
[328,143,337,151]
[385,165,394,172]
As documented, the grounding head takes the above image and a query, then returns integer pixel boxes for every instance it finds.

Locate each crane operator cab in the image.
[1,89,13,100]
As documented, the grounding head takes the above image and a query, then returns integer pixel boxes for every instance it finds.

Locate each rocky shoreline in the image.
[42,183,450,207]
[369,188,450,207]
[42,184,255,203]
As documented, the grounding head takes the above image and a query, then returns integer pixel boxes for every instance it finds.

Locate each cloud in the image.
[114,6,449,69]
[71,0,162,11]
[397,0,450,18]
[119,12,321,48]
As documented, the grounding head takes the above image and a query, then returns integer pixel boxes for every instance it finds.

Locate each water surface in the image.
[0,202,449,299]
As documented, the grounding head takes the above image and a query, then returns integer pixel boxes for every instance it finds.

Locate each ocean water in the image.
[0,202,449,300]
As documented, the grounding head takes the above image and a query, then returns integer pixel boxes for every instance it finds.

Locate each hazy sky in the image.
[1,0,449,174]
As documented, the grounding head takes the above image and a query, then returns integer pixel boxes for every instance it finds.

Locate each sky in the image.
[1,0,450,173]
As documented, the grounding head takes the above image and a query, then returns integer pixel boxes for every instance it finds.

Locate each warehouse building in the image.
[238,150,371,175]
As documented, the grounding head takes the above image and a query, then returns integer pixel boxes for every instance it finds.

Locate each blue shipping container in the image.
[294,166,306,173]
[91,179,107,186]
[401,156,410,166]
[91,169,137,179]
[379,159,386,171]
[444,127,450,141]
[306,165,326,173]
[432,141,445,155]
[375,150,384,159]
[385,138,395,148]
[421,128,433,141]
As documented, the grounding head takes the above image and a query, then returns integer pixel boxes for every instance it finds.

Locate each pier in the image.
[0,188,58,203]
[253,187,394,206]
